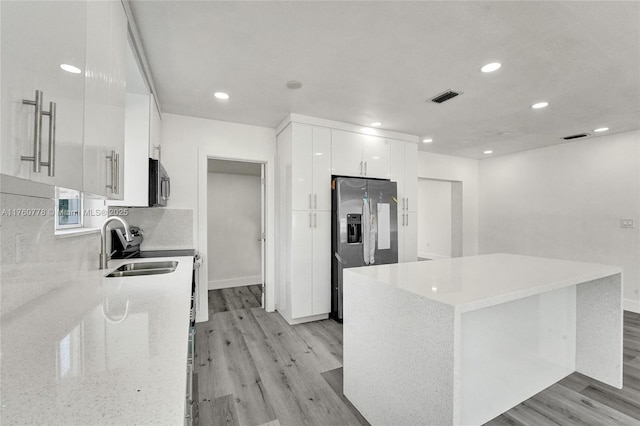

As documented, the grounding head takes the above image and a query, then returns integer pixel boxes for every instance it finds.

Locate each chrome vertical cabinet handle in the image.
[314,193,317,209]
[309,212,312,228]
[41,101,56,176]
[21,90,44,173]
[314,212,317,228]
[364,161,368,176]
[359,161,363,176]
[114,153,120,194]
[309,194,312,209]
[106,150,116,191]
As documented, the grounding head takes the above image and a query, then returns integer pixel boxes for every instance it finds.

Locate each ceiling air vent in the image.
[562,133,590,140]
[429,90,462,104]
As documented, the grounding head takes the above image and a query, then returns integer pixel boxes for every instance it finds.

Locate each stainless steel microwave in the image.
[149,158,170,207]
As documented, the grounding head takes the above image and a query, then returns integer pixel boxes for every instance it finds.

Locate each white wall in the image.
[418,179,452,259]
[161,113,276,318]
[207,172,261,289]
[417,151,479,256]
[479,130,640,312]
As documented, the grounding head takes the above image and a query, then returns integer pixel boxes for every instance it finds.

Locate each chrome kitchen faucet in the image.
[99,216,134,269]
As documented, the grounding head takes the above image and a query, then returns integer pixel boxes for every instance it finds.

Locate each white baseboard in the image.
[278,311,328,325]
[418,251,451,260]
[624,298,640,314]
[209,275,262,290]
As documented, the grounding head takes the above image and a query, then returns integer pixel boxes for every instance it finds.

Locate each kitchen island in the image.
[343,253,623,426]
[0,256,194,425]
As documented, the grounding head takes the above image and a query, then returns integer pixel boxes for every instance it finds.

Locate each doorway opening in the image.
[206,159,266,308]
[417,178,463,260]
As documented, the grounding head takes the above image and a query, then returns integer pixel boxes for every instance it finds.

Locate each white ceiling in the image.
[129,1,640,159]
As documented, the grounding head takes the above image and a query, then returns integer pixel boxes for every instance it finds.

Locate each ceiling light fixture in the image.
[286,80,302,90]
[484,150,493,154]
[422,138,433,143]
[481,62,501,73]
[214,92,230,100]
[60,63,81,74]
[531,102,549,109]
[370,121,382,127]
[594,127,609,133]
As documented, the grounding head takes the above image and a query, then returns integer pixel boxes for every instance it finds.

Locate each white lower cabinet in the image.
[399,211,418,262]
[290,210,331,319]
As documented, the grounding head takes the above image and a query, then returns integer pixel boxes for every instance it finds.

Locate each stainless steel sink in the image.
[105,260,178,278]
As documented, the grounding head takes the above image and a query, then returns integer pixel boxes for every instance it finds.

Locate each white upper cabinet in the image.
[331,129,389,179]
[291,124,331,211]
[291,124,313,211]
[108,41,153,207]
[149,96,163,159]
[83,0,127,199]
[1,1,87,190]
[390,139,418,262]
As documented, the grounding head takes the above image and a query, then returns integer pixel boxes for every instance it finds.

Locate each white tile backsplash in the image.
[1,190,100,316]
[120,207,193,250]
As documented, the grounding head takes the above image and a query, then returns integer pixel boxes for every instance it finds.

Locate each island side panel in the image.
[457,286,577,425]
[576,273,623,388]
[343,270,456,426]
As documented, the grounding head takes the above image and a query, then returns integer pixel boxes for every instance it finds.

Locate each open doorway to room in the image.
[417,178,463,260]
[206,159,265,310]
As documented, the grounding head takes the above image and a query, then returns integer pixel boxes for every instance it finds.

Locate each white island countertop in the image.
[343,253,624,426]
[0,256,194,425]
[348,253,623,312]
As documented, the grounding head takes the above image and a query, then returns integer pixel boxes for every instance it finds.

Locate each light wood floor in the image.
[195,288,640,426]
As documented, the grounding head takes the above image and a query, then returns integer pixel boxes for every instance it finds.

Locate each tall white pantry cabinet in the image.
[277,123,332,323]
[277,117,419,324]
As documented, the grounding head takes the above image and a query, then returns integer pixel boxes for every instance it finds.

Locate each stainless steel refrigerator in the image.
[331,177,398,321]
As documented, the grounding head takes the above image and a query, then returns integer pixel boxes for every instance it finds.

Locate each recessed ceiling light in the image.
[594,127,609,133]
[286,80,302,90]
[481,62,501,73]
[531,102,549,109]
[60,63,81,74]
[214,92,230,100]
[314,152,323,156]
[484,150,493,154]
[422,138,433,143]
[370,121,382,127]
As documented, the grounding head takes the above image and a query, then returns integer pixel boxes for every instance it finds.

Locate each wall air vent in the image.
[429,90,462,104]
[562,133,590,140]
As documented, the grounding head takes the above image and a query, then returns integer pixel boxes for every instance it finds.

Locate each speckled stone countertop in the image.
[0,256,194,425]
[347,253,622,312]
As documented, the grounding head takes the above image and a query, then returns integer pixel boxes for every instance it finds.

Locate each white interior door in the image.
[260,163,266,308]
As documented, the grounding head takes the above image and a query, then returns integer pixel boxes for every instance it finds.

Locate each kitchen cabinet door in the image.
[312,127,331,211]
[404,211,418,262]
[331,130,363,177]
[149,95,162,158]
[312,211,331,314]
[291,211,313,318]
[1,0,87,190]
[404,142,418,212]
[291,124,313,211]
[362,135,390,179]
[83,0,127,199]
